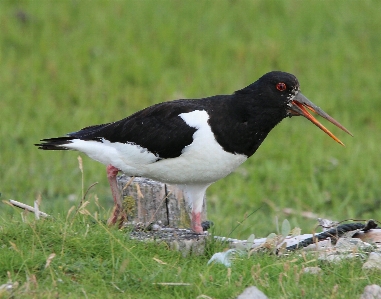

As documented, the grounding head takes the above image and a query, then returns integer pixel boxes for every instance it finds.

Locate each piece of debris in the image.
[207,249,244,267]
[360,284,381,299]
[236,286,268,299]
[7,199,50,218]
[0,282,18,297]
[318,218,339,231]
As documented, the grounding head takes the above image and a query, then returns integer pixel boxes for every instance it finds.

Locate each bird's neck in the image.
[208,96,287,157]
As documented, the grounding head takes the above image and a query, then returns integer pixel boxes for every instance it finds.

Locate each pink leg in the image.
[180,184,209,234]
[106,165,126,227]
[191,211,204,234]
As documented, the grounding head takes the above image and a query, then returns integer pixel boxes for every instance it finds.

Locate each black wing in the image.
[37,99,202,159]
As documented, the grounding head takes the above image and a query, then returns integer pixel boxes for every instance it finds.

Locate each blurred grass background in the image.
[1,0,380,239]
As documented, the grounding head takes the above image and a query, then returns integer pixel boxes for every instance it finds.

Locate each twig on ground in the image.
[6,199,51,218]
[152,283,191,286]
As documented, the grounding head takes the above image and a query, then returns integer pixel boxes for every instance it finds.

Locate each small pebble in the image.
[303,267,322,275]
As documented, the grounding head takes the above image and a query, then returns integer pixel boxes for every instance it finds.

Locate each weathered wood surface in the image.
[116,174,207,229]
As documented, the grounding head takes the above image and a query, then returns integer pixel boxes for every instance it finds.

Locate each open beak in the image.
[288,92,353,146]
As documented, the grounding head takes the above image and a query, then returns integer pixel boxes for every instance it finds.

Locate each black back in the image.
[69,100,199,159]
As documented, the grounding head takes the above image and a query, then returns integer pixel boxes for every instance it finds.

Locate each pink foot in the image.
[191,211,204,234]
[106,165,126,227]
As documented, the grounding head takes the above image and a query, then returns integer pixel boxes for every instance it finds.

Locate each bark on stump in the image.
[116,175,208,256]
[116,174,207,229]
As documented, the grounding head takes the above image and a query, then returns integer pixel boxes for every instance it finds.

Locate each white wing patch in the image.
[179,109,209,129]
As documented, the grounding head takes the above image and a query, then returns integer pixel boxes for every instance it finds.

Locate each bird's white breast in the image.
[144,110,247,184]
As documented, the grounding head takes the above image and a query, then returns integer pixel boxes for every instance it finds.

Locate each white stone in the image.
[236,286,268,299]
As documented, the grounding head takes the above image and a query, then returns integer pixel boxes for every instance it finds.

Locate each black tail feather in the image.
[35,136,74,150]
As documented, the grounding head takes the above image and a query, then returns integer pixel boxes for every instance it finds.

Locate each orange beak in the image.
[288,93,353,146]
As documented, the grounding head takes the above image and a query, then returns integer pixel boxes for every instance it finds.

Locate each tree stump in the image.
[116,174,207,229]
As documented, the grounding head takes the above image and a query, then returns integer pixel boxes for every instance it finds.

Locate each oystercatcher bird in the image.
[36,71,352,233]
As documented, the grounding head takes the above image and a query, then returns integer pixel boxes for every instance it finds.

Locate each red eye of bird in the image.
[276,82,287,91]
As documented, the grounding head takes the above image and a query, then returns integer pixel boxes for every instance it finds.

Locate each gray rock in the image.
[363,253,381,271]
[236,286,268,299]
[335,238,373,252]
[319,252,359,263]
[360,284,381,299]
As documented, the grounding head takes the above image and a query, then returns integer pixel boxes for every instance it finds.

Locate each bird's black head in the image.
[236,71,300,111]
[236,71,352,145]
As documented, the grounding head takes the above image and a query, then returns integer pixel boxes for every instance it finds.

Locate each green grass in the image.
[1,0,381,297]
[1,213,379,299]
